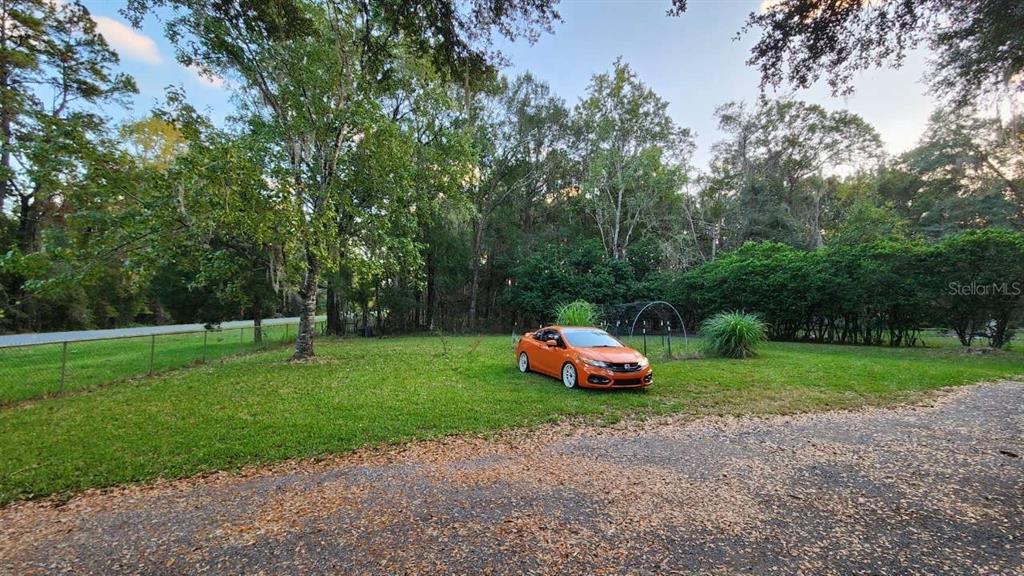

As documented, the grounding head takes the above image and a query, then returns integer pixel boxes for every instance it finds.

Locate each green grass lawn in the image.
[0,323,317,404]
[1,334,1022,505]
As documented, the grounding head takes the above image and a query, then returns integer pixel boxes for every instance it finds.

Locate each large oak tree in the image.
[125,0,558,358]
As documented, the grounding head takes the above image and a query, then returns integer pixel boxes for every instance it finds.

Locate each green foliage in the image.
[0,0,139,332]
[660,230,1024,349]
[705,99,884,251]
[699,312,767,358]
[554,300,600,326]
[741,0,1023,106]
[572,59,693,259]
[933,229,1024,348]
[0,0,1016,346]
[896,109,1023,239]
[829,201,910,245]
[508,240,638,326]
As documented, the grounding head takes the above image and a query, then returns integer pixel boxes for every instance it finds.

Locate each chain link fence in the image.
[0,318,326,405]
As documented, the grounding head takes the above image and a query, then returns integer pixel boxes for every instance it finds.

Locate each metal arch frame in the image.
[627,300,688,341]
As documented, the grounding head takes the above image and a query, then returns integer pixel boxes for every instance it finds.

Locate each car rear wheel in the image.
[517,352,529,373]
[561,362,578,389]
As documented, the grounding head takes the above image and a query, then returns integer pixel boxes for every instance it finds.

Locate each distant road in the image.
[0,316,326,348]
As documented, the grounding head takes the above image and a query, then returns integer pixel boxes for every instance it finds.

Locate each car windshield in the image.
[562,329,621,348]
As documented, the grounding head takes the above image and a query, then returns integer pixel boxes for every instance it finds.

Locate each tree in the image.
[735,0,1024,106]
[155,111,298,341]
[935,229,1024,348]
[323,55,474,336]
[708,99,883,248]
[0,0,136,250]
[828,201,910,246]
[572,59,693,260]
[508,239,637,326]
[464,73,567,328]
[663,176,731,268]
[127,0,558,359]
[0,0,137,331]
[898,109,1023,237]
[120,117,189,171]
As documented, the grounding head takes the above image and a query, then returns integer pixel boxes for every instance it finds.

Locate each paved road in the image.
[0,316,326,348]
[2,382,1022,575]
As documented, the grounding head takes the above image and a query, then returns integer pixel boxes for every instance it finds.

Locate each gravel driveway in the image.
[2,381,1022,575]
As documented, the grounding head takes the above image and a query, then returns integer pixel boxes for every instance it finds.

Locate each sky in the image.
[83,0,940,171]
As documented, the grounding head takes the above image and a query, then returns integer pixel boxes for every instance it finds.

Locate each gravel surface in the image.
[2,381,1022,575]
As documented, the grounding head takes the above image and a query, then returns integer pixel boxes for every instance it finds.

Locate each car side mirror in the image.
[545,339,558,347]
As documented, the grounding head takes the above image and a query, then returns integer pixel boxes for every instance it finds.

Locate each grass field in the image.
[0,323,319,404]
[1,325,1016,405]
[1,334,1021,505]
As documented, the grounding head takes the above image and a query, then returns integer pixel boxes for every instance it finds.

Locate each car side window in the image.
[533,329,550,341]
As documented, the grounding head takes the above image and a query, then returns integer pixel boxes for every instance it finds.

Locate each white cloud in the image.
[187,65,226,89]
[93,16,162,65]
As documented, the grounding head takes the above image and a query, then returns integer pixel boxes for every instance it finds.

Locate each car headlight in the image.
[637,357,649,368]
[581,357,611,368]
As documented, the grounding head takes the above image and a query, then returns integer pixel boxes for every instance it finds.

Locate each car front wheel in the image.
[561,362,578,389]
[518,352,529,373]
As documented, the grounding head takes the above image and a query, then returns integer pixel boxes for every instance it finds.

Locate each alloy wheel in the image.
[562,363,577,388]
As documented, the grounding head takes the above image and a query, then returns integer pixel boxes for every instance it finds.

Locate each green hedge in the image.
[659,229,1024,348]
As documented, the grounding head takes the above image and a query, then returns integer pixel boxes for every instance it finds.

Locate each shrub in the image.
[934,229,1024,349]
[507,240,638,326]
[555,300,600,326]
[700,311,768,358]
[654,230,1024,349]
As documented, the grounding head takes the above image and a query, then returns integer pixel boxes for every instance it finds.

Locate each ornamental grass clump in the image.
[555,300,600,326]
[700,311,768,358]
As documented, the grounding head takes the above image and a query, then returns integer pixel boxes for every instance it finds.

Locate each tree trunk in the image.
[0,106,11,214]
[990,311,1011,349]
[292,249,320,360]
[468,215,484,330]
[361,300,370,336]
[425,251,436,330]
[326,273,344,336]
[252,291,263,345]
[18,193,38,252]
[375,285,383,335]
[612,185,623,259]
[807,184,824,249]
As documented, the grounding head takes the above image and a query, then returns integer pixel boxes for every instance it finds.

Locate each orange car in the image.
[515,326,653,389]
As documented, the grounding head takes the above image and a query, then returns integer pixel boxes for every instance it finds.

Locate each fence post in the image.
[60,341,68,393]
[642,326,647,357]
[203,330,208,363]
[148,334,156,375]
[667,324,672,357]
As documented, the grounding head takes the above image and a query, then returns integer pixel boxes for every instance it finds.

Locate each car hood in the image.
[575,347,645,363]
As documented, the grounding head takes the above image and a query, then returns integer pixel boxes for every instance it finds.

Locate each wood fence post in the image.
[60,341,68,392]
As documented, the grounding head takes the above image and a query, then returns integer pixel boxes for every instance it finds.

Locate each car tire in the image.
[518,352,529,373]
[561,362,578,389]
